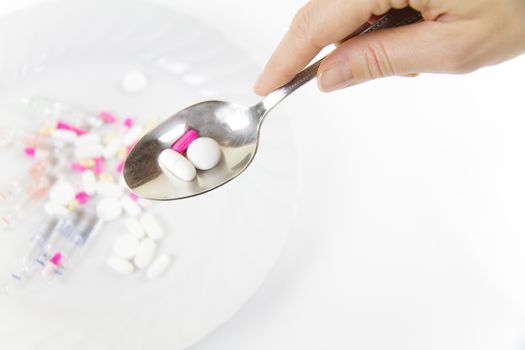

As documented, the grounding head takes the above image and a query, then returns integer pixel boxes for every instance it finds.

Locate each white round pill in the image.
[186,137,221,170]
[146,254,171,280]
[49,181,75,206]
[158,148,196,182]
[96,197,122,221]
[139,213,165,241]
[81,170,97,195]
[125,217,145,239]
[107,255,135,274]
[120,196,142,216]
[134,238,156,269]
[121,70,149,94]
[113,235,140,260]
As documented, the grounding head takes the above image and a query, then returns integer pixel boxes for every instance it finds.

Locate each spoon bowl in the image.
[124,100,263,200]
[123,7,422,200]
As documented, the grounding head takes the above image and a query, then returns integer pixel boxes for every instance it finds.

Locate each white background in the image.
[2,1,525,349]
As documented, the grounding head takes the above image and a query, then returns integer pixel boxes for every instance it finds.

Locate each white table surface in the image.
[2,1,525,349]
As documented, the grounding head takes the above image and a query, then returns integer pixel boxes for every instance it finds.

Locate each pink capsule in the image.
[24,147,36,157]
[94,157,104,175]
[116,159,125,173]
[100,111,117,124]
[75,191,89,204]
[171,129,198,153]
[71,162,87,172]
[123,117,134,128]
[56,121,87,136]
[50,252,62,266]
[129,192,140,201]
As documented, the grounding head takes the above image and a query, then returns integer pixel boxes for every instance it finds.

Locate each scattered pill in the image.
[158,148,196,182]
[121,70,149,94]
[134,237,156,269]
[51,129,78,143]
[49,181,75,206]
[103,138,122,159]
[96,197,122,221]
[44,201,69,216]
[146,254,171,279]
[107,255,134,274]
[100,111,117,124]
[99,172,115,183]
[81,170,97,195]
[75,191,89,204]
[123,117,134,128]
[96,181,124,197]
[125,217,146,239]
[74,141,104,159]
[171,128,198,153]
[122,125,142,146]
[186,137,222,170]
[121,196,142,216]
[139,213,165,241]
[113,235,140,260]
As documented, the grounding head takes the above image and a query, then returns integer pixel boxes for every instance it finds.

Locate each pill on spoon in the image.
[146,254,171,279]
[134,237,156,269]
[186,137,221,170]
[158,148,196,182]
[139,213,164,241]
[113,235,140,260]
[107,255,134,274]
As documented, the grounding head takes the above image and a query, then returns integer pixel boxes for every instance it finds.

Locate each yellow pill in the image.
[67,199,79,212]
[117,147,128,160]
[99,172,114,183]
[79,159,95,167]
[104,133,118,145]
[38,127,53,136]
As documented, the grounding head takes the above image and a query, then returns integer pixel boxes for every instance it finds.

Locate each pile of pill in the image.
[2,97,172,288]
[158,128,222,182]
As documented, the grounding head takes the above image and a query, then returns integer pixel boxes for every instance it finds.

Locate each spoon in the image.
[123,7,422,200]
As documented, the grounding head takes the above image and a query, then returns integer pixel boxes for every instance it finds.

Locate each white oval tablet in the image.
[125,217,146,239]
[44,201,69,216]
[81,170,97,195]
[107,255,134,274]
[186,137,221,170]
[96,197,122,221]
[51,129,77,143]
[49,181,75,205]
[158,148,196,182]
[120,196,142,216]
[139,213,165,241]
[113,235,140,260]
[122,125,142,146]
[146,254,171,279]
[103,138,122,159]
[134,237,156,269]
[96,181,124,197]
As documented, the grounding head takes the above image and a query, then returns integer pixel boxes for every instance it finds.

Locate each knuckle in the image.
[362,41,396,79]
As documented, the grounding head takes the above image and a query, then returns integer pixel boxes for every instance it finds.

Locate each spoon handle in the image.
[257,7,423,115]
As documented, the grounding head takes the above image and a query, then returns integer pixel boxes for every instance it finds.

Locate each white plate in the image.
[0,1,298,349]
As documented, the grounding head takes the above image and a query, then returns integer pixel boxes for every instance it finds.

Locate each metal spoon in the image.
[123,7,422,200]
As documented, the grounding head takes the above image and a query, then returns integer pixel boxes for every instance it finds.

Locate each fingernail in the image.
[253,73,266,95]
[318,62,353,92]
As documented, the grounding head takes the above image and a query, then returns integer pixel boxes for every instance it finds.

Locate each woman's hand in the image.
[254,0,525,95]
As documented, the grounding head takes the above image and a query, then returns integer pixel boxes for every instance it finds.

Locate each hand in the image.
[254,0,525,95]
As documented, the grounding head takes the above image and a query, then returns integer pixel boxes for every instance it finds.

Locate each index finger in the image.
[254,0,377,96]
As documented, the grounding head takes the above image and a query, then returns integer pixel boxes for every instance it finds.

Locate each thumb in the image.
[317,20,468,92]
